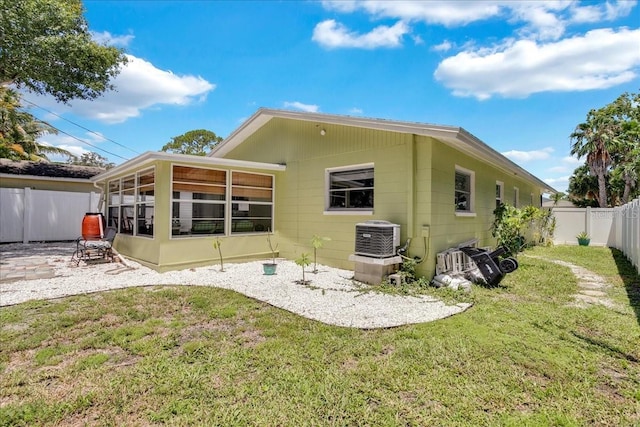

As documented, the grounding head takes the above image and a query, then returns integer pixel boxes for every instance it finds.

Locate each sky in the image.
[24,0,640,193]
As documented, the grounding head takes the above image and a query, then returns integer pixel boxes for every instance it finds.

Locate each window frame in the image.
[496,181,504,209]
[513,187,520,207]
[106,167,155,238]
[324,163,374,215]
[171,165,228,238]
[170,164,275,238]
[454,165,476,217]
[230,170,274,234]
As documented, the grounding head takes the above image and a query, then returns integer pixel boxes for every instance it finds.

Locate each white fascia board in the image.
[90,151,286,183]
[0,173,95,184]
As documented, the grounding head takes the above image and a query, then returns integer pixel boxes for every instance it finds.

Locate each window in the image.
[496,181,504,209]
[106,168,155,237]
[170,166,274,237]
[327,165,374,211]
[455,166,475,214]
[513,187,520,207]
[231,171,273,233]
[172,166,226,237]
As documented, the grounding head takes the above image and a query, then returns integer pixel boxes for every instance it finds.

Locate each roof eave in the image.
[90,151,286,183]
[209,108,556,194]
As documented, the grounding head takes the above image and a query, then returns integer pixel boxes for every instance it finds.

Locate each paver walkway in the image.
[527,256,617,309]
[0,256,57,283]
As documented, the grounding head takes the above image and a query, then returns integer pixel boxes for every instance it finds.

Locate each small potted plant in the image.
[263,229,278,275]
[576,231,590,246]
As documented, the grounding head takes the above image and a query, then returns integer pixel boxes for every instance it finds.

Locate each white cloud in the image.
[25,54,215,124]
[432,40,453,52]
[312,19,409,49]
[38,132,106,162]
[544,175,571,191]
[283,101,319,113]
[349,107,363,115]
[318,1,637,47]
[563,155,583,165]
[322,0,502,27]
[502,147,554,162]
[434,28,640,100]
[90,31,134,47]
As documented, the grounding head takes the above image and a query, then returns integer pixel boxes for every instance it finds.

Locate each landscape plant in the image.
[212,237,224,272]
[295,252,311,284]
[310,234,331,273]
[492,204,555,255]
[266,229,278,265]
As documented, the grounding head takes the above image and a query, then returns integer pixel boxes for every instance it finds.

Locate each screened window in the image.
[106,168,155,237]
[327,167,374,210]
[171,166,227,237]
[496,181,504,209]
[513,187,520,207]
[231,172,274,233]
[455,166,475,214]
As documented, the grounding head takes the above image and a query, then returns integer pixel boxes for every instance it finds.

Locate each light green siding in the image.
[224,119,412,270]
[100,116,545,279]
[225,119,543,279]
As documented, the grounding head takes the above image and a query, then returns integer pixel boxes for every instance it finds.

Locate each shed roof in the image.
[209,108,556,193]
[0,159,104,180]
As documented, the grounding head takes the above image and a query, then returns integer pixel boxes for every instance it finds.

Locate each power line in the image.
[47,125,130,161]
[22,97,141,156]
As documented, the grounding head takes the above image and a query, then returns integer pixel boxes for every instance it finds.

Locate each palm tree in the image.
[570,108,617,207]
[0,86,66,161]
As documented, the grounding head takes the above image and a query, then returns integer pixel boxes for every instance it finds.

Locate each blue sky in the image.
[25,0,640,193]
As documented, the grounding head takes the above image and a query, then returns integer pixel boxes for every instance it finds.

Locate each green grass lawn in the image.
[1,246,638,426]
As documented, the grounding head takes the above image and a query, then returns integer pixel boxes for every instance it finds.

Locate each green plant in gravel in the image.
[295,252,311,284]
[212,237,224,272]
[310,234,331,273]
[0,247,638,426]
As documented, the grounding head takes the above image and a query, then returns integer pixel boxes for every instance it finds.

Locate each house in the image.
[0,159,105,242]
[90,109,554,280]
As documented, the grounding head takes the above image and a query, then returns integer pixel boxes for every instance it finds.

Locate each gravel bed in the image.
[0,242,471,328]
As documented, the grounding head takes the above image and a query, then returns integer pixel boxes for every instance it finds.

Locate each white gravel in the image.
[0,242,471,328]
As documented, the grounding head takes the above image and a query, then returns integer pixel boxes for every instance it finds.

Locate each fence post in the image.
[23,187,32,244]
[585,206,592,237]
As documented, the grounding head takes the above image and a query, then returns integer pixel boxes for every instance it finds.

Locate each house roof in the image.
[209,108,556,193]
[90,151,286,183]
[0,159,105,181]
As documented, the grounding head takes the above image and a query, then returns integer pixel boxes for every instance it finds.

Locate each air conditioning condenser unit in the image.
[354,220,400,258]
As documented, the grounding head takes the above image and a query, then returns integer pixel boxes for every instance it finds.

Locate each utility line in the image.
[22,97,140,155]
[48,125,130,161]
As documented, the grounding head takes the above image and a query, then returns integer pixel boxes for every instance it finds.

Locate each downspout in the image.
[93,181,105,213]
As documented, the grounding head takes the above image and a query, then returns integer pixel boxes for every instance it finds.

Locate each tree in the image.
[549,192,566,206]
[608,92,640,204]
[66,152,115,169]
[570,108,617,207]
[568,91,640,207]
[0,86,68,161]
[1,0,128,103]
[567,164,600,207]
[161,129,223,156]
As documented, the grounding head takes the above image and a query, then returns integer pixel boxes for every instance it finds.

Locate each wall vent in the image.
[355,220,400,258]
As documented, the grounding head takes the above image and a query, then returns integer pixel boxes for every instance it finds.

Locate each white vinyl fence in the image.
[552,198,640,272]
[0,187,101,243]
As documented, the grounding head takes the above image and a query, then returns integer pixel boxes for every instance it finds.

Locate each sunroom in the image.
[91,151,286,271]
